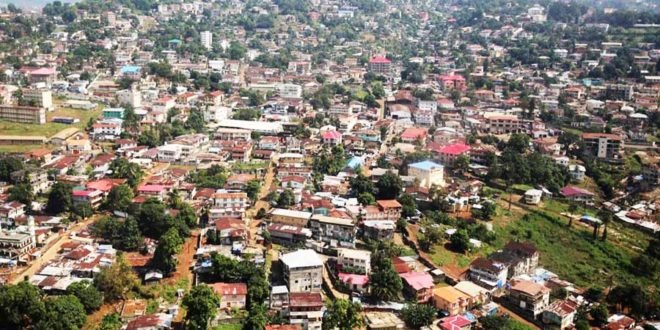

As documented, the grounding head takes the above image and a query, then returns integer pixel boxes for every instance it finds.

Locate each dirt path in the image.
[83,302,121,330]
[247,162,274,244]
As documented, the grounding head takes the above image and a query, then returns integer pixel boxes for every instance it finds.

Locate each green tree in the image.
[66,281,102,313]
[36,295,86,330]
[46,182,73,214]
[244,303,268,330]
[358,192,376,205]
[401,303,436,329]
[99,313,122,330]
[118,217,143,251]
[109,158,144,188]
[453,154,470,174]
[323,299,364,330]
[176,203,198,229]
[591,304,609,326]
[0,157,24,181]
[277,189,295,208]
[182,285,221,330]
[350,171,375,196]
[185,109,206,133]
[450,229,470,253]
[72,202,93,220]
[369,257,402,301]
[398,193,417,218]
[246,180,262,201]
[8,183,34,206]
[0,281,45,328]
[94,255,140,302]
[152,228,184,275]
[376,171,403,199]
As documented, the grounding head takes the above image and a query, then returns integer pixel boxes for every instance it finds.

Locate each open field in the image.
[426,196,655,290]
[0,106,102,137]
[0,144,49,153]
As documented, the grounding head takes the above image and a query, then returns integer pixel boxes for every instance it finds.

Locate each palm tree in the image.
[567,202,579,227]
[598,210,612,241]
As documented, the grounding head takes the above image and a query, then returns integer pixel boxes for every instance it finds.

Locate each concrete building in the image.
[368,56,392,76]
[286,292,324,330]
[280,249,323,293]
[278,84,303,98]
[337,248,371,274]
[581,133,623,160]
[0,105,46,124]
[214,128,252,141]
[408,160,445,188]
[103,107,125,120]
[23,89,53,111]
[508,280,551,318]
[201,31,213,50]
[308,215,356,248]
[468,257,508,291]
[117,88,142,108]
[269,209,312,227]
[0,216,36,263]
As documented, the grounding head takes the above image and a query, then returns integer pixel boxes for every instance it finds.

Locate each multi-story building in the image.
[280,249,323,293]
[209,282,247,310]
[400,271,434,303]
[269,208,312,227]
[278,84,303,98]
[157,144,182,162]
[489,241,539,278]
[117,88,142,108]
[484,114,523,134]
[361,220,396,240]
[542,300,578,330]
[433,286,470,316]
[568,164,586,182]
[214,128,252,141]
[508,280,551,318]
[211,191,249,219]
[0,216,36,263]
[72,189,104,209]
[22,89,53,111]
[368,56,392,76]
[0,105,46,124]
[308,215,356,248]
[286,292,324,330]
[92,121,122,138]
[581,133,623,160]
[201,31,213,50]
[408,160,445,188]
[606,84,634,101]
[437,74,467,91]
[337,248,371,274]
[103,107,125,120]
[468,257,508,291]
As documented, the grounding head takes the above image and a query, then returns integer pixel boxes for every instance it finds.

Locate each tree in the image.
[99,313,122,330]
[138,198,171,238]
[256,208,267,219]
[350,171,375,196]
[473,201,496,220]
[244,303,268,330]
[368,257,403,301]
[376,171,403,199]
[185,110,206,133]
[398,193,417,218]
[551,287,569,301]
[401,303,436,329]
[8,183,34,206]
[105,184,134,212]
[450,229,470,253]
[94,255,140,302]
[246,180,262,201]
[591,304,609,326]
[0,281,45,328]
[598,210,612,241]
[323,299,364,330]
[277,189,295,208]
[176,203,198,229]
[72,202,93,220]
[46,182,73,214]
[36,295,86,330]
[66,281,102,313]
[358,192,376,205]
[453,154,470,174]
[109,158,144,188]
[0,157,24,181]
[182,285,221,330]
[118,217,143,251]
[153,228,184,275]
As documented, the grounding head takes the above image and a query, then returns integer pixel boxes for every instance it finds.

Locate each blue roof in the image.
[168,39,182,43]
[120,65,141,74]
[346,157,364,169]
[409,160,443,171]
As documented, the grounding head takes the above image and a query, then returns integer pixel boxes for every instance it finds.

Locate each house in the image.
[320,130,342,146]
[568,164,586,182]
[72,189,104,209]
[508,280,551,318]
[368,56,391,75]
[433,286,470,315]
[400,127,428,143]
[270,285,290,310]
[126,313,173,330]
[266,325,301,330]
[489,241,539,278]
[560,186,595,202]
[209,282,247,310]
[454,281,490,306]
[439,315,473,330]
[364,312,405,330]
[361,220,396,240]
[542,299,578,330]
[308,215,356,248]
[213,218,247,244]
[435,143,470,166]
[269,209,312,227]
[286,292,324,330]
[408,160,445,188]
[399,271,434,303]
[280,249,323,293]
[281,176,307,190]
[211,192,249,219]
[605,315,636,330]
[337,273,369,293]
[337,248,371,274]
[0,201,25,220]
[524,189,543,205]
[438,74,466,91]
[267,223,312,245]
[468,257,508,291]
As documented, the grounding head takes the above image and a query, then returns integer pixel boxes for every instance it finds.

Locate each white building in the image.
[278,83,303,98]
[117,88,142,108]
[157,144,182,162]
[23,89,53,111]
[280,249,323,293]
[568,164,586,182]
[408,160,445,188]
[337,248,371,274]
[201,31,213,50]
[524,189,543,205]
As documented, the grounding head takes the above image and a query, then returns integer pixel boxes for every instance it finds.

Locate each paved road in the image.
[11,215,99,284]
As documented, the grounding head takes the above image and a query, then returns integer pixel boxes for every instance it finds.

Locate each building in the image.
[267,223,312,245]
[337,248,371,274]
[436,143,470,165]
[0,105,46,124]
[286,292,324,330]
[606,84,634,101]
[364,312,405,330]
[362,220,396,240]
[280,249,323,293]
[568,164,586,182]
[211,192,249,219]
[214,128,252,141]
[23,89,53,111]
[278,84,303,98]
[308,215,356,248]
[320,130,342,146]
[542,300,578,330]
[27,67,57,86]
[508,280,550,318]
[209,282,247,310]
[103,107,125,120]
[126,313,172,330]
[439,315,472,330]
[0,216,36,262]
[117,88,142,108]
[438,74,467,91]
[368,56,392,76]
[408,160,445,188]
[270,209,313,227]
[433,286,470,315]
[400,271,434,303]
[484,114,523,134]
[581,133,623,160]
[201,31,213,50]
[454,281,490,306]
[72,189,104,209]
[400,127,428,143]
[560,186,595,203]
[468,257,508,291]
[524,189,543,204]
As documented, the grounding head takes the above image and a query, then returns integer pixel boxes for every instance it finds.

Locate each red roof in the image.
[560,186,594,197]
[400,127,428,140]
[338,273,369,286]
[321,130,342,140]
[289,292,323,308]
[208,282,247,296]
[438,143,471,155]
[369,56,391,64]
[438,74,465,82]
[399,272,434,291]
[440,315,472,330]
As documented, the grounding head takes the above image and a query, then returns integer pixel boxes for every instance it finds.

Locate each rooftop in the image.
[280,249,323,268]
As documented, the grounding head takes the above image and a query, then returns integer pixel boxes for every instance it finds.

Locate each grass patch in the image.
[0,144,49,154]
[0,106,102,138]
[213,324,243,330]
